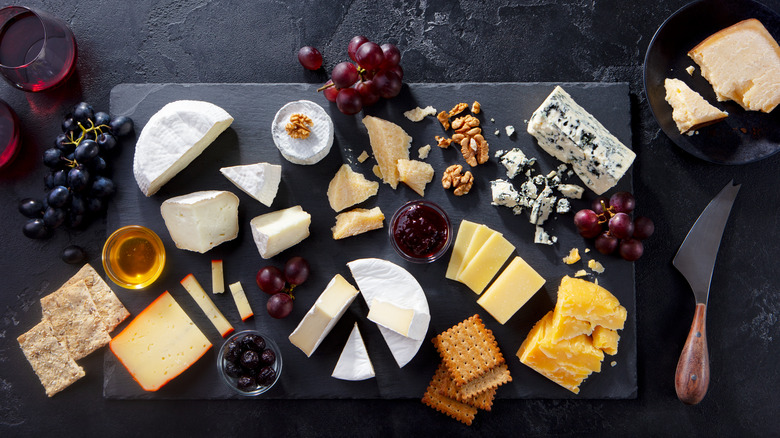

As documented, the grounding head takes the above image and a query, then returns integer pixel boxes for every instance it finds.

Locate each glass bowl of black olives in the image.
[217,330,282,396]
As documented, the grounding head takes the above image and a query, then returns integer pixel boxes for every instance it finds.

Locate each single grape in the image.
[93,111,111,126]
[66,211,87,229]
[91,176,115,198]
[284,256,310,286]
[619,238,644,261]
[109,116,134,137]
[68,166,91,192]
[43,148,64,169]
[96,132,117,153]
[579,222,602,239]
[19,198,44,218]
[86,197,104,214]
[633,216,655,240]
[355,42,384,70]
[591,197,609,215]
[89,156,108,175]
[347,35,370,62]
[336,88,363,115]
[43,207,66,229]
[260,349,276,365]
[47,186,71,209]
[61,245,86,264]
[297,46,323,70]
[387,64,404,80]
[323,80,340,103]
[380,43,401,68]
[608,212,634,239]
[240,350,260,370]
[44,172,55,189]
[72,102,94,125]
[61,116,78,134]
[595,232,619,255]
[256,266,285,295]
[70,195,87,215]
[23,219,50,239]
[373,70,402,99]
[609,191,636,214]
[267,292,293,319]
[331,62,359,89]
[573,209,599,231]
[74,140,100,163]
[356,80,380,106]
[55,133,73,153]
[52,169,68,187]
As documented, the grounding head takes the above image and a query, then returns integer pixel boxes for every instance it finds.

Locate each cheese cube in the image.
[327,164,379,212]
[444,220,479,280]
[160,190,239,253]
[289,274,359,357]
[476,256,545,324]
[456,232,515,295]
[110,292,212,391]
[366,298,429,341]
[228,281,253,321]
[180,274,234,338]
[554,276,627,330]
[211,260,224,294]
[250,205,311,259]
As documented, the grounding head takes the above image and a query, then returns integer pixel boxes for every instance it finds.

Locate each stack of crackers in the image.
[422,314,512,425]
[16,264,130,397]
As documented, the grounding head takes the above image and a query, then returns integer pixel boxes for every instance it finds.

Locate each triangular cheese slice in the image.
[397,159,434,196]
[134,100,233,196]
[664,78,728,134]
[362,116,411,189]
[327,164,379,212]
[332,323,375,381]
[220,162,282,207]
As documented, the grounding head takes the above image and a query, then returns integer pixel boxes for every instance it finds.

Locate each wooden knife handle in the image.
[675,303,710,405]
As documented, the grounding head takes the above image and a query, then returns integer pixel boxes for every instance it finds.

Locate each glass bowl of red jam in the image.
[389,200,452,263]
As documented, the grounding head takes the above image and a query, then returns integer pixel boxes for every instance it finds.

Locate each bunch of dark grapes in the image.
[573,192,655,261]
[298,36,404,115]
[18,102,134,239]
[256,256,311,319]
[222,332,277,392]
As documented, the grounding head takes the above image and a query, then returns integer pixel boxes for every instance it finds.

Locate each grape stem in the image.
[317,82,335,92]
[65,119,111,147]
[596,199,615,224]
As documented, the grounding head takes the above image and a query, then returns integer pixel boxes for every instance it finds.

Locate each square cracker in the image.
[63,263,130,332]
[40,280,111,360]
[453,363,511,402]
[436,362,497,411]
[433,314,505,386]
[17,320,85,397]
[422,364,478,425]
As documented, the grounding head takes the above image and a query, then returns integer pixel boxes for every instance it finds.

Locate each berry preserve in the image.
[390,200,452,263]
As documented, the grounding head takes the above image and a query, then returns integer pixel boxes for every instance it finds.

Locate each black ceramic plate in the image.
[644,0,780,164]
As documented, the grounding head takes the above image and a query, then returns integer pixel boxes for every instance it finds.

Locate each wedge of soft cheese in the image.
[180,274,234,338]
[110,291,212,392]
[327,164,379,212]
[366,298,429,341]
[250,205,311,259]
[160,190,239,253]
[272,100,334,164]
[332,207,384,240]
[477,256,545,324]
[211,260,224,294]
[456,232,515,295]
[689,18,780,113]
[445,220,479,280]
[397,159,434,196]
[228,281,254,321]
[289,274,360,357]
[220,162,282,207]
[134,100,233,196]
[332,323,375,381]
[527,86,635,195]
[664,78,728,134]
[362,115,412,189]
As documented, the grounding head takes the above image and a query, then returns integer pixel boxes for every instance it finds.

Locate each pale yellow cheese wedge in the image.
[445,220,479,280]
[397,159,434,196]
[327,164,379,212]
[664,78,728,134]
[362,116,411,189]
[477,256,545,324]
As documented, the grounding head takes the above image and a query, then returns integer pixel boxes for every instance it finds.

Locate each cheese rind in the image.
[110,292,212,392]
[160,190,239,253]
[134,100,233,196]
[228,281,254,321]
[456,232,515,295]
[250,205,311,259]
[664,78,728,134]
[327,164,379,212]
[477,256,545,324]
[180,274,234,337]
[367,298,430,341]
[220,162,282,207]
[332,323,375,381]
[272,100,334,164]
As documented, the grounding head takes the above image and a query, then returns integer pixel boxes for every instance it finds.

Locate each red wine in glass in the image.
[0,99,21,170]
[0,7,77,92]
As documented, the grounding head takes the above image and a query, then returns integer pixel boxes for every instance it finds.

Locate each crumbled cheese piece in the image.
[498,148,530,179]
[403,106,437,122]
[562,248,580,264]
[372,165,382,179]
[534,226,556,245]
[357,151,369,163]
[490,180,520,208]
[490,118,495,123]
[584,248,590,253]
[505,125,515,136]
[556,198,571,214]
[588,259,605,274]
[418,145,431,160]
[574,269,588,277]
[495,130,500,136]
[686,66,695,75]
[494,149,504,158]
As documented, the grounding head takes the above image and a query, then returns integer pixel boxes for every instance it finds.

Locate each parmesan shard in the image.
[332,207,385,240]
[397,159,434,197]
[664,78,728,134]
[327,164,379,212]
[362,116,412,189]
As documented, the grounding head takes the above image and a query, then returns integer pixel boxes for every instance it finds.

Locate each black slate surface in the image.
[105,82,635,400]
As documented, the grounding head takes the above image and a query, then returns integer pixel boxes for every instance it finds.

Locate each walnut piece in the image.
[449,102,468,117]
[442,164,474,196]
[436,111,450,130]
[285,113,313,139]
[435,135,452,148]
[471,101,481,114]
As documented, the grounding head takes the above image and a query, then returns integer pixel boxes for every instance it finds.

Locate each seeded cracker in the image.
[433,314,505,386]
[62,263,129,332]
[40,280,111,360]
[422,364,478,425]
[17,320,85,397]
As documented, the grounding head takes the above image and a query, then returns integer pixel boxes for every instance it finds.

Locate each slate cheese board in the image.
[105,82,636,399]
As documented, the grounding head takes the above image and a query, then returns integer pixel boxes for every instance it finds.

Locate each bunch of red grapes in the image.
[256,256,310,319]
[297,36,404,115]
[573,192,654,261]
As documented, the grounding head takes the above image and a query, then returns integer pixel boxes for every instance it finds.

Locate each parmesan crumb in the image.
[403,106,437,122]
[505,125,515,136]
[418,145,431,160]
[357,151,369,163]
[611,361,617,367]
[494,130,500,136]
[685,66,695,75]
[562,248,581,264]
[574,269,588,277]
[588,259,605,274]
[490,118,495,123]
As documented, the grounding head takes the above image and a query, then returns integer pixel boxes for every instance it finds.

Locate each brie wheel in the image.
[271,100,334,165]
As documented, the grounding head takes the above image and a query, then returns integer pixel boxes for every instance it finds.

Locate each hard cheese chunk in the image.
[180,274,234,337]
[366,298,430,341]
[332,323,375,381]
[397,159,434,196]
[554,275,627,331]
[289,274,359,357]
[220,162,281,207]
[362,115,412,189]
[332,207,385,240]
[527,86,635,195]
[444,220,479,280]
[228,281,254,321]
[109,291,212,392]
[250,205,311,259]
[160,190,239,253]
[133,100,233,196]
[327,164,379,212]
[456,232,515,295]
[477,256,545,324]
[664,78,728,134]
[592,326,620,356]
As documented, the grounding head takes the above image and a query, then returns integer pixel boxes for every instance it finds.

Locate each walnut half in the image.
[442,164,474,196]
[286,113,313,139]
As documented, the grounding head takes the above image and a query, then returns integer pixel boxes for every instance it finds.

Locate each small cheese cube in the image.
[250,205,311,259]
[477,256,545,324]
[366,298,429,341]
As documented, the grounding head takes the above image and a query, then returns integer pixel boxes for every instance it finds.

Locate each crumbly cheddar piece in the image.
[17,320,85,397]
[362,116,412,189]
[554,275,626,330]
[592,326,620,355]
[588,259,605,274]
[327,164,379,212]
[62,263,129,332]
[331,207,385,240]
[664,78,728,134]
[397,159,434,196]
[562,248,581,264]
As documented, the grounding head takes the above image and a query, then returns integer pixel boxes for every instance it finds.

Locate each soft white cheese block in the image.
[249,205,311,259]
[527,86,635,195]
[272,100,334,165]
[160,190,239,253]
[367,298,430,341]
[289,274,360,357]
[220,162,282,207]
[332,323,375,381]
[134,100,233,196]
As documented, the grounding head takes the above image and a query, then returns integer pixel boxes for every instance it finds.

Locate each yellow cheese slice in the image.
[456,232,515,295]
[444,220,479,280]
[211,260,224,294]
[331,207,385,240]
[327,164,379,212]
[228,281,253,321]
[554,276,627,330]
[180,274,234,337]
[477,256,545,324]
[454,224,494,278]
[362,115,412,189]
[110,291,212,392]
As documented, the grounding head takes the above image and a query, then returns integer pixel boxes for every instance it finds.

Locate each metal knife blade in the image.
[673,180,740,305]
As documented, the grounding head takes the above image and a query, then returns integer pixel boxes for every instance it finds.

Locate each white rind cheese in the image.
[332,323,375,381]
[527,86,635,195]
[160,190,239,253]
[134,100,233,197]
[366,298,430,341]
[220,162,282,207]
[272,100,334,165]
[250,205,311,259]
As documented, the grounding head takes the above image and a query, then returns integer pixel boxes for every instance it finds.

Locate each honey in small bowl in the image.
[102,225,165,289]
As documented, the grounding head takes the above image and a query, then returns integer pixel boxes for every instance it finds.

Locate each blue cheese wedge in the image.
[527,86,635,195]
[220,162,282,207]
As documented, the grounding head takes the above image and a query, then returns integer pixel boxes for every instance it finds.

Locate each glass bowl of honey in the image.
[102,225,166,289]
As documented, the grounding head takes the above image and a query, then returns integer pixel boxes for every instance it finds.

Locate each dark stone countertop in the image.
[1,0,778,436]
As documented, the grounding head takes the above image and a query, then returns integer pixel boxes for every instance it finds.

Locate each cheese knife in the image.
[673,180,740,405]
